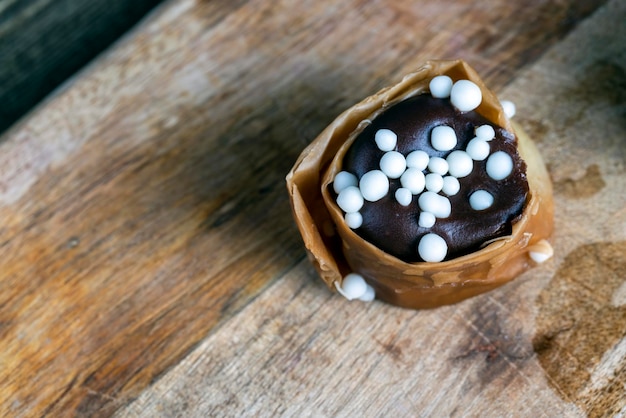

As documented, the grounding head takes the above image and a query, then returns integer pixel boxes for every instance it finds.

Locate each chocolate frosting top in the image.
[341,94,529,262]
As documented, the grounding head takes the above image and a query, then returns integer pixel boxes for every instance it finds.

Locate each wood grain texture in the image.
[118,259,582,417]
[0,0,165,135]
[0,0,621,416]
[117,2,626,415]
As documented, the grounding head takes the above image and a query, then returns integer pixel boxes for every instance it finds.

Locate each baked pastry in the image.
[286,60,553,309]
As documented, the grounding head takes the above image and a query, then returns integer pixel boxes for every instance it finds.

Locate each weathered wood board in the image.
[1,0,624,416]
[0,0,165,134]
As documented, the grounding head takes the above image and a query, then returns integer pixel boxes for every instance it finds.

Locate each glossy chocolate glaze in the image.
[341,94,529,262]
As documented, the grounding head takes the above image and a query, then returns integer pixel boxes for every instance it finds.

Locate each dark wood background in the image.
[0,0,164,135]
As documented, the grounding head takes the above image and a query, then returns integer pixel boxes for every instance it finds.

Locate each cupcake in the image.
[286,60,553,309]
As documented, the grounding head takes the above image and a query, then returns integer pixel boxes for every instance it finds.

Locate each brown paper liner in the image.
[286,60,554,309]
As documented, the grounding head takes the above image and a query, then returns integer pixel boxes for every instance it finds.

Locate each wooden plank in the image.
[115,260,583,417]
[0,0,616,416]
[117,0,626,416]
[0,0,166,135]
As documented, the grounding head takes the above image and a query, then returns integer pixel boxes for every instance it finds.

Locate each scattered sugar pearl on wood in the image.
[428,156,449,175]
[418,211,436,228]
[429,75,453,98]
[469,190,494,210]
[360,170,389,201]
[450,80,482,112]
[338,273,367,300]
[379,151,406,179]
[395,187,412,206]
[374,129,397,151]
[501,100,516,118]
[475,124,495,141]
[418,233,448,262]
[336,186,364,213]
[344,212,363,229]
[466,138,490,161]
[530,249,552,263]
[418,191,451,218]
[333,171,358,194]
[528,239,554,263]
[406,150,429,170]
[425,173,444,193]
[400,168,425,194]
[486,151,513,180]
[430,125,457,151]
[446,150,473,178]
[442,176,460,196]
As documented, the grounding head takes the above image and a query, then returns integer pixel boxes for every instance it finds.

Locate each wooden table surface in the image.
[1,0,625,416]
[0,0,164,134]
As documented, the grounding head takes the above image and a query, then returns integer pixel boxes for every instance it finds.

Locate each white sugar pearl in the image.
[428,156,449,175]
[486,151,513,180]
[469,190,494,210]
[528,240,554,264]
[418,233,448,262]
[530,248,553,263]
[345,212,363,229]
[360,170,389,201]
[430,125,457,151]
[418,211,436,228]
[336,186,364,213]
[475,124,495,141]
[425,173,444,193]
[400,168,426,194]
[501,100,516,118]
[395,188,413,206]
[530,251,551,264]
[406,150,429,170]
[358,284,376,302]
[379,151,407,179]
[450,80,482,112]
[418,191,451,218]
[333,171,358,194]
[466,138,490,161]
[436,196,452,218]
[375,129,397,151]
[442,176,460,196]
[340,273,367,300]
[446,150,474,178]
[429,75,453,98]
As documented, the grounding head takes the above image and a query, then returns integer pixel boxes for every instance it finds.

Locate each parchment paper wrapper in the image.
[286,60,554,309]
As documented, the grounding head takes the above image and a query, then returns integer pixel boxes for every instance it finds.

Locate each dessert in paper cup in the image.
[286,60,553,309]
